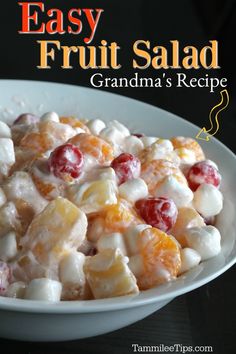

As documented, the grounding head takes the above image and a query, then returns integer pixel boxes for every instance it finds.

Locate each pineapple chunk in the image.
[84,249,139,299]
[20,197,87,266]
[67,179,117,213]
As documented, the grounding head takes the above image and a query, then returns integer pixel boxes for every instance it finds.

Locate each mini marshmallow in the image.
[124,136,144,155]
[59,251,86,286]
[155,175,193,207]
[40,111,59,123]
[3,171,48,214]
[100,126,123,143]
[193,183,223,218]
[119,178,148,204]
[86,119,106,135]
[99,127,124,155]
[185,225,221,260]
[0,202,21,238]
[140,136,159,148]
[179,248,201,274]
[107,120,130,137]
[0,188,6,208]
[124,224,151,255]
[0,121,11,138]
[82,154,98,172]
[0,232,17,261]
[97,232,127,255]
[24,278,62,302]
[0,262,10,295]
[143,139,174,162]
[0,138,15,176]
[5,281,26,299]
[128,254,144,277]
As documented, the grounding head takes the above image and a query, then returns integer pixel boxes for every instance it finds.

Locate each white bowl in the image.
[0,80,235,342]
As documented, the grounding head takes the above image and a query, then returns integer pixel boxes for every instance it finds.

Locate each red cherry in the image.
[111,153,141,185]
[135,197,178,232]
[49,143,84,180]
[187,161,221,191]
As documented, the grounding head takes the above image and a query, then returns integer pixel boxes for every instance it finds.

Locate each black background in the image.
[0,1,235,353]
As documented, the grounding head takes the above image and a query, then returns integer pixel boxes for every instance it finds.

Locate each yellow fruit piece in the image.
[20,197,87,265]
[171,137,205,161]
[170,207,205,247]
[84,249,139,299]
[138,227,181,290]
[67,179,117,213]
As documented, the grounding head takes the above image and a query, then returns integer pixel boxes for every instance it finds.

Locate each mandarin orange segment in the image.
[170,207,205,247]
[84,249,139,299]
[59,116,90,133]
[87,199,142,242]
[137,227,181,290]
[141,159,186,194]
[20,132,54,153]
[103,199,142,232]
[19,121,76,153]
[171,137,205,161]
[30,158,65,200]
[31,173,60,200]
[14,198,35,234]
[20,197,87,266]
[68,133,114,164]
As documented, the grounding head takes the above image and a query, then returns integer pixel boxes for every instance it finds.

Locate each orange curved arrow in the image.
[196,89,229,141]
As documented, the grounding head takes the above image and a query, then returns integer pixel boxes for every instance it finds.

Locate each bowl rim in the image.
[0,257,235,313]
[0,79,236,314]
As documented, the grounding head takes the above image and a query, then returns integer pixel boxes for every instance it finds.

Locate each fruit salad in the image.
[0,112,223,301]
